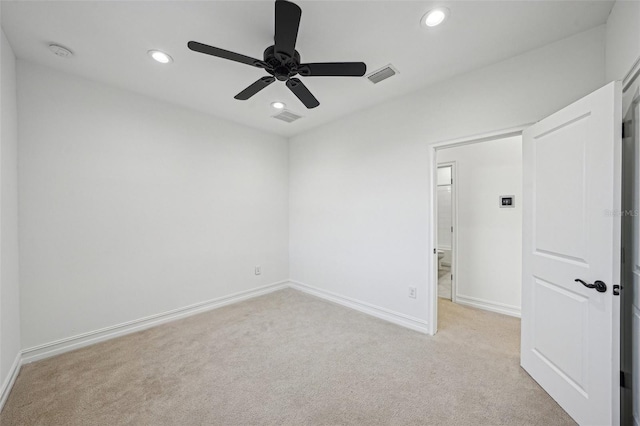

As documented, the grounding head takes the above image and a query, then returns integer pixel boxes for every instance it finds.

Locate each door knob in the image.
[574,279,607,293]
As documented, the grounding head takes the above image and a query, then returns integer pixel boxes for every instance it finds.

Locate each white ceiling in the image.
[2,0,613,137]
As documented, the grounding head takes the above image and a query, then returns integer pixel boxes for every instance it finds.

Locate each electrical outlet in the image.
[408,286,417,299]
[255,266,261,275]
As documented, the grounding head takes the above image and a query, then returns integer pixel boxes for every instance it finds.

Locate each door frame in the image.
[427,124,533,335]
[621,87,639,426]
[436,162,457,303]
[621,70,639,425]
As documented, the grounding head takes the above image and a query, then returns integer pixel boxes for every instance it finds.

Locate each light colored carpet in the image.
[438,266,452,300]
[0,288,574,425]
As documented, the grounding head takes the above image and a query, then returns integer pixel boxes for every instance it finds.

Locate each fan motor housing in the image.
[263,45,301,81]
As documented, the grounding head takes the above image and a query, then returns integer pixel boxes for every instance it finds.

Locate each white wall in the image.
[289,26,606,327]
[436,166,452,252]
[436,185,452,251]
[0,22,21,400]
[438,136,522,315]
[605,0,640,84]
[18,61,289,350]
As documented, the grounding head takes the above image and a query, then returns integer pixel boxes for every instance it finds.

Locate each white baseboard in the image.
[0,352,22,412]
[288,280,430,334]
[22,281,288,364]
[9,279,431,411]
[455,294,521,318]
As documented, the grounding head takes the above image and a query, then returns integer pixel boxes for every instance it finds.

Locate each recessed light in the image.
[271,101,286,109]
[48,44,73,58]
[422,7,450,28]
[148,50,173,64]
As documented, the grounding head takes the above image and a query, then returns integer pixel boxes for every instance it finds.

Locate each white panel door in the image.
[522,82,622,425]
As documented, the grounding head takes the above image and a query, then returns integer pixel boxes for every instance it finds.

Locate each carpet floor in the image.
[438,266,452,300]
[0,288,574,425]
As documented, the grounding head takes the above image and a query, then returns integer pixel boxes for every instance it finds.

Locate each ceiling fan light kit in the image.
[188,0,367,109]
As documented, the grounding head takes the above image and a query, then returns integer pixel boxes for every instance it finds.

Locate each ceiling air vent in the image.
[367,64,399,84]
[272,110,303,123]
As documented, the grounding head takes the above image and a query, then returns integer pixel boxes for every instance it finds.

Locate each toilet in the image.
[437,250,444,268]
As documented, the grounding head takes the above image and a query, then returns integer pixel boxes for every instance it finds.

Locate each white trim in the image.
[8,279,433,408]
[428,146,439,334]
[623,55,640,93]
[612,81,623,426]
[22,281,288,363]
[430,124,533,150]
[455,294,521,318]
[428,125,530,334]
[288,280,430,334]
[0,352,22,412]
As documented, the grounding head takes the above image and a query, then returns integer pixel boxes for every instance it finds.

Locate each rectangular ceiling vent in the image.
[367,64,399,84]
[272,110,303,123]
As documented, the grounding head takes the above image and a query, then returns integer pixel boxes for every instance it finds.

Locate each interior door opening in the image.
[428,82,626,426]
[436,164,454,302]
[434,135,523,324]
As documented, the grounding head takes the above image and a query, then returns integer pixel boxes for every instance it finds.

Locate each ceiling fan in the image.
[188,0,367,109]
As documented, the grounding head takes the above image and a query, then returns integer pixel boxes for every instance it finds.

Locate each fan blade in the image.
[234,76,275,100]
[274,0,301,61]
[188,41,267,69]
[298,62,367,77]
[286,78,319,109]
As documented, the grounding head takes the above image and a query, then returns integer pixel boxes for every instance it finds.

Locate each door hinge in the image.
[451,274,453,281]
[451,226,453,233]
[621,371,632,389]
[613,284,621,296]
[433,248,436,254]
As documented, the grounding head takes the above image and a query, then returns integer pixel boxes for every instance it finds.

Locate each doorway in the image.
[427,82,625,425]
[436,163,454,302]
[428,127,527,334]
